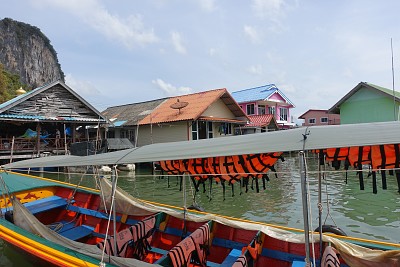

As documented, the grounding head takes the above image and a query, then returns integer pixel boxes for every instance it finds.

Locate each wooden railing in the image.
[0,137,94,153]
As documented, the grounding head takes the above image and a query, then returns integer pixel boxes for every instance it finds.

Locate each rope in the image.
[0,173,12,215]
[100,166,118,265]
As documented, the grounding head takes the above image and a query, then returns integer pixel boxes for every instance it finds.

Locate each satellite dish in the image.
[170,99,189,114]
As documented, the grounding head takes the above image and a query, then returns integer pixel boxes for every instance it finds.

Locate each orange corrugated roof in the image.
[139,88,228,125]
[198,116,247,124]
[244,114,274,127]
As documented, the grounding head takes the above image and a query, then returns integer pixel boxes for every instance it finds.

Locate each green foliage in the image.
[0,63,27,103]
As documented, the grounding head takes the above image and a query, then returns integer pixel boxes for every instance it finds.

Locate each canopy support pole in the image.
[111,166,118,254]
[182,173,187,237]
[299,151,311,265]
[318,152,324,260]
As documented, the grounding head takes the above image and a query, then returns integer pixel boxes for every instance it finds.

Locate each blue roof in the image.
[113,120,127,127]
[231,84,294,106]
[0,114,46,120]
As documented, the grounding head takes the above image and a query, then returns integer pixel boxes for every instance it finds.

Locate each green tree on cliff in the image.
[0,63,26,103]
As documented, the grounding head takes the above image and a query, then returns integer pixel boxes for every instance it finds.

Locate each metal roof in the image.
[102,99,167,127]
[244,114,275,127]
[139,89,248,125]
[0,80,107,123]
[231,84,295,107]
[329,82,400,114]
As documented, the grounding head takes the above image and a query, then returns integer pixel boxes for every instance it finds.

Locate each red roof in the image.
[139,88,247,125]
[244,114,274,127]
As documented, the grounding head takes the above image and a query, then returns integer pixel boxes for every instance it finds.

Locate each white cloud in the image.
[171,31,187,54]
[252,0,286,20]
[34,0,158,48]
[194,0,216,12]
[208,48,216,56]
[244,25,260,43]
[65,73,101,97]
[152,79,193,96]
[248,64,263,75]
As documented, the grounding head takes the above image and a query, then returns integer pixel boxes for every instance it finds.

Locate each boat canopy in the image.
[2,121,400,169]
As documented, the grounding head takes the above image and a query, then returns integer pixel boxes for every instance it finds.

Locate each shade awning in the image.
[3,121,400,169]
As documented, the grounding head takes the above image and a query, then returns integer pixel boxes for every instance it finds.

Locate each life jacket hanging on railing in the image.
[158,152,284,199]
[371,144,400,193]
[316,144,400,193]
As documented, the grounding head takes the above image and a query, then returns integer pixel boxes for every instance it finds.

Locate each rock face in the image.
[0,18,64,88]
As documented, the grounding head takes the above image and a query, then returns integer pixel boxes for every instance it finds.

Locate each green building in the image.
[329,82,400,124]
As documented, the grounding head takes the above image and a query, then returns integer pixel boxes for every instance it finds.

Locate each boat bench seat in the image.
[220,248,242,266]
[66,205,139,225]
[58,224,94,241]
[24,195,69,214]
[292,260,306,267]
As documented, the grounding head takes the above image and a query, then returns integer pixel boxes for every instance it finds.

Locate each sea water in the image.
[1,155,399,265]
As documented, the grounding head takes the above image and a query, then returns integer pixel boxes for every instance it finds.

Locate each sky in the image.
[2,0,400,123]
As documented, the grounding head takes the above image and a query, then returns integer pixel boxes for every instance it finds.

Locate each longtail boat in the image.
[1,121,400,267]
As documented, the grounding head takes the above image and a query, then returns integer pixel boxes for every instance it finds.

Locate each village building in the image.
[240,114,279,134]
[231,84,295,129]
[103,88,249,147]
[329,82,400,124]
[298,109,340,126]
[102,98,167,146]
[0,80,108,162]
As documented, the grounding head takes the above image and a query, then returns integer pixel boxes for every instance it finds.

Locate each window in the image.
[192,121,198,140]
[107,130,115,138]
[258,105,266,115]
[279,107,288,121]
[192,121,212,140]
[219,123,232,135]
[320,117,328,123]
[309,118,316,124]
[208,122,213,138]
[246,104,255,115]
[268,106,275,115]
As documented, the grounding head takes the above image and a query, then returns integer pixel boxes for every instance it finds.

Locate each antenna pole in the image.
[391,38,397,120]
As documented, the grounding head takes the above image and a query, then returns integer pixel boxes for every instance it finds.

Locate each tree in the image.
[0,63,27,103]
[0,63,8,103]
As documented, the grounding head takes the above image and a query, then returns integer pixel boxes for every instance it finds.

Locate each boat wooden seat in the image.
[58,224,94,241]
[292,260,306,267]
[65,205,141,225]
[24,195,69,214]
[220,248,242,266]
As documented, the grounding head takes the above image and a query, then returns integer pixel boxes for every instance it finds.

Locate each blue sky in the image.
[2,0,400,122]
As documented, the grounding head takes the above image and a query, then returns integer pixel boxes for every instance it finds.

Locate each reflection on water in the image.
[1,155,399,265]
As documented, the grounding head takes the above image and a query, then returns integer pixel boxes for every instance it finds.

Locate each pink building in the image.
[298,109,340,126]
[231,84,295,129]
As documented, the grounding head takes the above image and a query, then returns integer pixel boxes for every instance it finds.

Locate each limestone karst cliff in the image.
[0,18,64,88]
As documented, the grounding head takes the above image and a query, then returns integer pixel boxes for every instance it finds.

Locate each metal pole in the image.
[111,167,117,254]
[299,151,311,265]
[318,153,323,259]
[183,173,187,237]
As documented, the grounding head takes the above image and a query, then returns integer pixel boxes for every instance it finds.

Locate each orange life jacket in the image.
[371,144,400,170]
[97,216,155,259]
[159,160,182,175]
[168,223,210,267]
[325,147,349,170]
[232,255,248,267]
